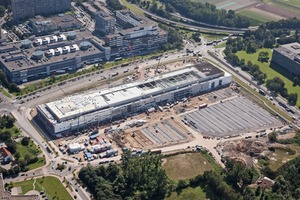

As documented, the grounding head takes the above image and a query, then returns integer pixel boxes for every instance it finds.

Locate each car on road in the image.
[112,72,119,76]
[124,69,129,73]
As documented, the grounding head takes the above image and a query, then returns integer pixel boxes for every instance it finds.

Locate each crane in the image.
[128,43,140,79]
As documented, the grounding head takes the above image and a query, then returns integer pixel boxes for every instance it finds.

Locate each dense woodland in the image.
[79,152,172,200]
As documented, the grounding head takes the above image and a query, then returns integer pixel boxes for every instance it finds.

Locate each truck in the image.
[259,89,266,96]
[198,103,208,109]
[150,149,162,154]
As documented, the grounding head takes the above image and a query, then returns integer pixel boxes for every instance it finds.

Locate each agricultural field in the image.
[236,49,300,106]
[13,176,73,200]
[162,152,214,180]
[237,8,279,26]
[262,0,300,14]
[166,186,207,200]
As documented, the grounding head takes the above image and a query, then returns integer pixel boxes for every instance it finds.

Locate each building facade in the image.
[12,0,71,21]
[272,42,300,75]
[37,62,232,137]
[95,11,116,35]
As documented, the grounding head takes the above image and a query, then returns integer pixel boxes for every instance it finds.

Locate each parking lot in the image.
[182,96,282,137]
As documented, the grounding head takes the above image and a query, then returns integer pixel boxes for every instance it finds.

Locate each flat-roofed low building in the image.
[0,30,110,83]
[29,14,83,36]
[37,62,232,137]
[271,42,300,75]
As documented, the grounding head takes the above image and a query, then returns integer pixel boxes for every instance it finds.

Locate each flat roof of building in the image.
[274,42,300,60]
[30,14,82,29]
[0,30,102,71]
[43,62,225,122]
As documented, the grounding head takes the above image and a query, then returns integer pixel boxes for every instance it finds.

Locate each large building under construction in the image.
[37,62,232,137]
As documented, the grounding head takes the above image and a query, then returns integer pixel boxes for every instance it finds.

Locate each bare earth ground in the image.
[277,132,296,140]
[256,3,300,19]
[162,152,214,180]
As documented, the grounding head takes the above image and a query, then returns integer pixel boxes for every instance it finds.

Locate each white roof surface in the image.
[45,66,214,121]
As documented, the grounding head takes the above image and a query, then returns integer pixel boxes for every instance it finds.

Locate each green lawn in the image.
[201,33,225,42]
[237,10,274,26]
[27,157,46,170]
[236,49,300,106]
[162,153,214,180]
[166,186,207,200]
[214,42,226,49]
[14,176,73,200]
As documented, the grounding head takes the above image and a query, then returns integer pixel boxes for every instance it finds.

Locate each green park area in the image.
[162,152,215,180]
[236,48,300,106]
[13,176,73,200]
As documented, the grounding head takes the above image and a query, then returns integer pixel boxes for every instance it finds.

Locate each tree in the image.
[268,132,277,143]
[0,69,9,88]
[5,139,17,154]
[191,32,201,42]
[79,153,171,200]
[21,137,30,146]
[288,93,298,106]
[0,6,5,17]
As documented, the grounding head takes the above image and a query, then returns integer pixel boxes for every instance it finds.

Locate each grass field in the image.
[238,10,274,26]
[27,157,46,170]
[236,49,300,106]
[166,186,207,200]
[162,153,214,180]
[214,42,226,49]
[201,33,225,42]
[268,144,300,171]
[14,176,73,200]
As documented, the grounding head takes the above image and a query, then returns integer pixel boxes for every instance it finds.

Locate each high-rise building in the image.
[12,0,71,21]
[94,11,116,35]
